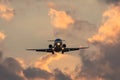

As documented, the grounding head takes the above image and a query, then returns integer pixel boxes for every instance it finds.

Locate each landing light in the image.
[62,48,64,50]
[52,48,54,50]
[57,43,60,45]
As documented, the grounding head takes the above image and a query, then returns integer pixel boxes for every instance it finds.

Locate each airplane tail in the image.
[48,40,55,42]
[48,40,65,42]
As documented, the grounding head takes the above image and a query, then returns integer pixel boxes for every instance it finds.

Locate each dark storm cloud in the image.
[23,67,52,79]
[0,51,2,61]
[0,65,24,80]
[78,55,106,78]
[98,44,120,80]
[54,69,72,80]
[2,57,23,73]
[0,57,25,80]
[78,42,120,80]
[23,67,72,80]
[100,0,120,4]
[0,55,73,80]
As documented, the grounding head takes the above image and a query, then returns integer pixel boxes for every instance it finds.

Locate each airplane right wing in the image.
[63,46,89,52]
[26,49,53,52]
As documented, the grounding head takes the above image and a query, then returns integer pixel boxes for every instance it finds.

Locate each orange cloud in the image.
[76,77,105,80]
[88,5,120,44]
[0,32,5,40]
[0,3,14,21]
[34,54,64,72]
[47,2,55,8]
[49,8,74,29]
[15,58,26,69]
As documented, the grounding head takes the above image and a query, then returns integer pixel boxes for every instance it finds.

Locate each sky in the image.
[0,0,105,64]
[0,0,120,80]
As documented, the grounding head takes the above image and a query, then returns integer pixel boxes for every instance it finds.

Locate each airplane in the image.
[27,38,89,54]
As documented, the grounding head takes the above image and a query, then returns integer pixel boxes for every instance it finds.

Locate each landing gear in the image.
[62,51,64,54]
[52,51,54,54]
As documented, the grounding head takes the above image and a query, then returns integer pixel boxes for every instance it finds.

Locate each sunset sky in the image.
[1,0,106,62]
[0,0,120,80]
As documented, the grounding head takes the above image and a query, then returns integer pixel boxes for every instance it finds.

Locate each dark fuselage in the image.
[53,39,63,52]
[54,45,62,52]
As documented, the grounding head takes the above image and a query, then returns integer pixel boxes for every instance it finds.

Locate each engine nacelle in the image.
[49,44,52,48]
[62,44,66,48]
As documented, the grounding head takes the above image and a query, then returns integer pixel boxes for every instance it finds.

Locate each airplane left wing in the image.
[63,46,89,52]
[26,49,53,52]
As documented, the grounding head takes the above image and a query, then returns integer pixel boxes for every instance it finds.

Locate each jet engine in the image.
[49,44,52,48]
[62,44,66,48]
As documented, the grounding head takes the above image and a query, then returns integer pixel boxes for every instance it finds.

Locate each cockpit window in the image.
[55,38,62,42]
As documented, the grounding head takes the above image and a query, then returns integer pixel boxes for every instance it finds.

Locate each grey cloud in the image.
[0,65,24,80]
[99,0,120,4]
[0,57,25,80]
[54,20,96,41]
[23,67,52,79]
[0,51,2,61]
[54,69,72,80]
[2,57,23,74]
[0,55,73,80]
[77,42,120,80]
[98,44,120,80]
[23,68,72,80]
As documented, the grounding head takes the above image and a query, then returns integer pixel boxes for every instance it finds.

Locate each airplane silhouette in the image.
[27,38,89,54]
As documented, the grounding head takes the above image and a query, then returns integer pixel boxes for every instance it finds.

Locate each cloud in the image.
[23,54,76,80]
[88,5,120,45]
[1,1,120,80]
[0,51,2,61]
[79,42,120,80]
[99,43,120,80]
[49,8,74,29]
[54,69,72,80]
[0,65,24,80]
[47,2,56,8]
[2,57,23,74]
[0,54,70,80]
[48,2,75,30]
[34,54,64,72]
[23,67,73,80]
[0,32,5,40]
[100,0,120,4]
[0,32,5,62]
[79,4,120,80]
[23,67,53,80]
[47,2,96,40]
[0,57,25,80]
[54,19,96,41]
[0,3,14,21]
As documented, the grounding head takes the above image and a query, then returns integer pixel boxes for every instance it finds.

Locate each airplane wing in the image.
[26,49,53,52]
[63,46,89,52]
